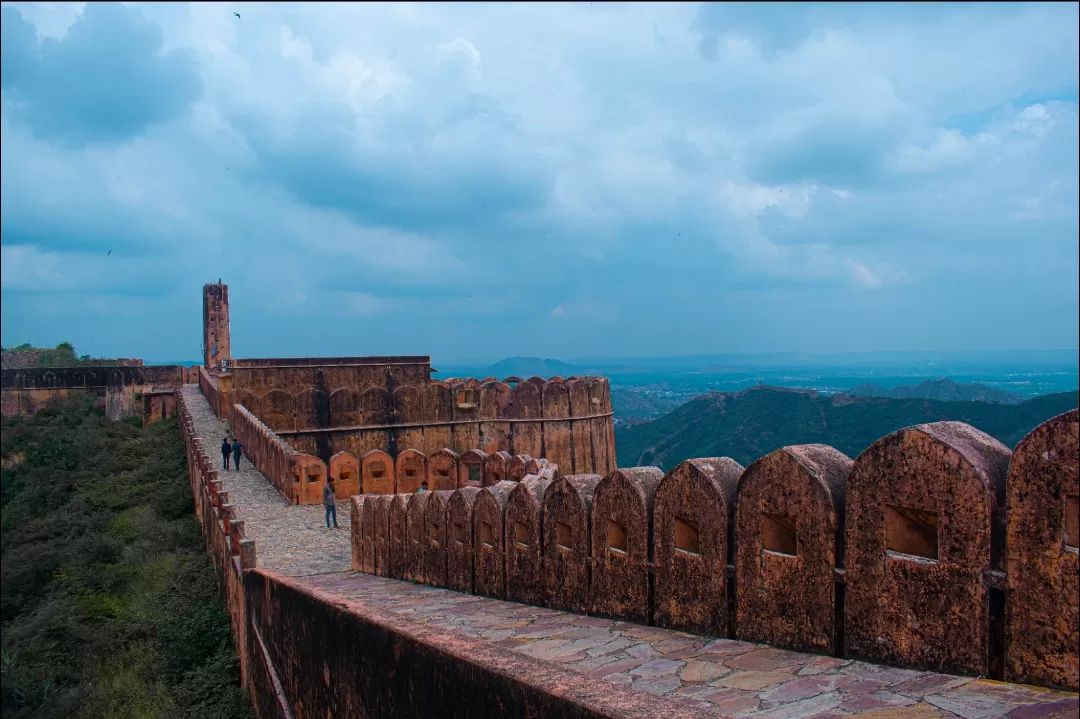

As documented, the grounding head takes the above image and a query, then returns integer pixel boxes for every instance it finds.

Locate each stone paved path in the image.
[181,385,351,576]
[180,386,1079,717]
[300,572,1078,719]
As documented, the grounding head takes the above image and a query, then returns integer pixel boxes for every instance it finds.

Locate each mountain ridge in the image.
[615,385,1079,470]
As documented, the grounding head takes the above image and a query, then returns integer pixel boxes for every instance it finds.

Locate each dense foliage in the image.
[1,342,127,368]
[1,397,252,719]
[616,386,1080,470]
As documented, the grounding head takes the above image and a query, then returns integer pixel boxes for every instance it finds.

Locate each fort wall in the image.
[1,364,194,420]
[350,412,1080,691]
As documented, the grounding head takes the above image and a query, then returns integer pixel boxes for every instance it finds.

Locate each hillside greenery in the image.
[0,342,129,368]
[1,396,252,719]
[616,386,1079,470]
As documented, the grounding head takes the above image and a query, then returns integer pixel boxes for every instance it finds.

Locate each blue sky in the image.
[1,2,1077,363]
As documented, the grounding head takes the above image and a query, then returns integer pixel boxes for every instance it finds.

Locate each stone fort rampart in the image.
[198,282,616,479]
[347,410,1080,691]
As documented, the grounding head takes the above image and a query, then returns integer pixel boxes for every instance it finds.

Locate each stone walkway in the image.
[181,385,351,576]
[300,572,1077,719]
[180,386,1079,717]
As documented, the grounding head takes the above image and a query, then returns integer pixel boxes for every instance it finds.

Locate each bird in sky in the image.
[234,12,241,19]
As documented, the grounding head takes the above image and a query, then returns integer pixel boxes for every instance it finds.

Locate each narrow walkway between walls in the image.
[181,385,1079,718]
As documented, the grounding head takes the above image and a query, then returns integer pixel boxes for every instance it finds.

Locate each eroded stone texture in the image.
[654,457,744,637]
[484,450,512,486]
[846,422,1010,677]
[395,448,427,494]
[329,451,361,498]
[372,494,392,578]
[362,449,395,494]
[447,487,482,594]
[507,454,532,482]
[459,449,488,488]
[474,481,515,600]
[360,495,378,574]
[350,496,365,571]
[406,491,429,583]
[591,467,665,623]
[1005,409,1079,690]
[290,453,326,505]
[387,494,409,581]
[505,475,556,606]
[424,490,454,587]
[543,474,602,613]
[736,445,852,655]
[428,448,459,491]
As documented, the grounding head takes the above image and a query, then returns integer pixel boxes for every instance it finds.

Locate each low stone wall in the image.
[1,364,192,419]
[350,415,1080,691]
[243,570,711,719]
[176,389,257,686]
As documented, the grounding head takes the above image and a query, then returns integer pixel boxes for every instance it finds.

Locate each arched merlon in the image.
[1005,409,1079,690]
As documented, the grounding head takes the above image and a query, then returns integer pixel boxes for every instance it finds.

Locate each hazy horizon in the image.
[2,3,1078,360]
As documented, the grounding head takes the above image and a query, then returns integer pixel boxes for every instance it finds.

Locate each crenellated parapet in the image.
[223,374,615,476]
[348,413,1080,691]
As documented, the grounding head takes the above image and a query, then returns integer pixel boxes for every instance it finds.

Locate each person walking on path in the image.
[323,477,338,529]
[221,437,232,470]
[231,438,244,471]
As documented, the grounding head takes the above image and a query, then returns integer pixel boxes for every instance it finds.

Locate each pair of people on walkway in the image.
[220,437,244,471]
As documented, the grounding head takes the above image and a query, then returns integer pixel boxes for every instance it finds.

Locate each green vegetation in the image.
[1,397,252,719]
[0,342,127,368]
[616,386,1080,470]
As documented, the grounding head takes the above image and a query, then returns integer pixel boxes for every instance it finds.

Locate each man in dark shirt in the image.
[221,437,231,470]
[231,439,244,471]
[323,477,338,529]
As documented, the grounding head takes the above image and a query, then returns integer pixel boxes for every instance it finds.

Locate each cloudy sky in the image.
[1,2,1077,363]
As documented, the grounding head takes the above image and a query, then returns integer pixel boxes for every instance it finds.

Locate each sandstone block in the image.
[846,422,1009,676]
[504,475,556,606]
[591,467,664,623]
[736,445,851,655]
[543,473,602,613]
[654,457,743,637]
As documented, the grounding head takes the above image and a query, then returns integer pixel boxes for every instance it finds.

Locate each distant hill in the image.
[615,385,1079,470]
[485,357,579,378]
[848,378,1022,404]
[610,389,685,421]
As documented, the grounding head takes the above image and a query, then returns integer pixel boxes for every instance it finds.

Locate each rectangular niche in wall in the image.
[514,522,530,548]
[761,513,798,556]
[607,520,627,554]
[674,516,700,555]
[453,521,466,545]
[479,521,495,547]
[1064,494,1079,550]
[885,504,939,560]
[556,522,573,550]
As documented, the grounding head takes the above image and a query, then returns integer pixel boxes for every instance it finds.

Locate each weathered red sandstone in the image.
[846,422,1010,676]
[372,494,392,578]
[362,449,395,494]
[446,487,482,594]
[483,450,512,486]
[423,490,454,587]
[1005,409,1079,689]
[405,491,429,583]
[387,494,410,581]
[329,451,360,498]
[504,475,556,606]
[473,481,516,600]
[459,449,487,488]
[653,457,744,637]
[543,474,602,614]
[590,467,664,623]
[736,444,852,655]
[395,448,427,493]
[428,448,459,491]
[360,496,378,574]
